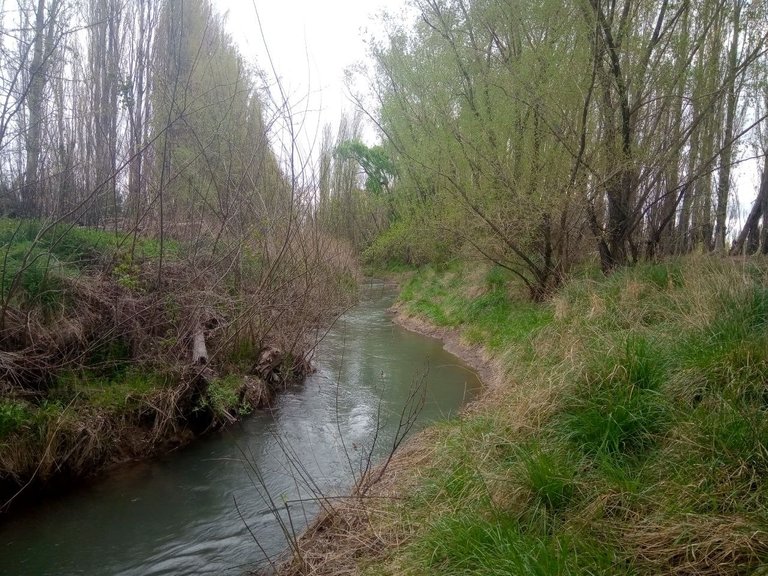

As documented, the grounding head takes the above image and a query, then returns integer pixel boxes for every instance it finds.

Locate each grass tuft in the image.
[517,442,578,513]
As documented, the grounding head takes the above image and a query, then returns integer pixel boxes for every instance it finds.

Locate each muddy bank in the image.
[0,348,312,514]
[389,303,503,392]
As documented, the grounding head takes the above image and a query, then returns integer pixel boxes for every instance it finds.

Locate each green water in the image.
[0,280,481,575]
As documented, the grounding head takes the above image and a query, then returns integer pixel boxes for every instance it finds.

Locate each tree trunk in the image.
[22,0,48,217]
[713,0,742,251]
[731,154,768,255]
[191,323,208,365]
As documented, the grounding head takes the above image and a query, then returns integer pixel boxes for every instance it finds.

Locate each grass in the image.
[517,441,579,513]
[0,217,180,308]
[400,263,552,350]
[56,369,172,410]
[340,257,768,575]
[203,375,250,418]
[0,400,32,439]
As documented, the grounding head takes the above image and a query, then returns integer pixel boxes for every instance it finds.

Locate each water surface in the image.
[0,280,481,575]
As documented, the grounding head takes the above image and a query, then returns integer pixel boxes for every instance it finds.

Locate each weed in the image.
[0,400,31,438]
[518,442,578,513]
[113,260,142,291]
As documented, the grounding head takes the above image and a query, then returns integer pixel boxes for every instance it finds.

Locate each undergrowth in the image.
[363,257,768,575]
[0,218,357,504]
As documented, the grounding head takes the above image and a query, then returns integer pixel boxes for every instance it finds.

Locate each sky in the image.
[214,0,408,161]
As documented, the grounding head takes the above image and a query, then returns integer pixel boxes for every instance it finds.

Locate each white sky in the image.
[215,0,407,160]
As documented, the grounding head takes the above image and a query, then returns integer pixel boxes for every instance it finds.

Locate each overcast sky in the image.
[214,0,407,158]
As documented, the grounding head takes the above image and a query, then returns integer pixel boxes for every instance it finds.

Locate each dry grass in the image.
[622,515,768,575]
[275,426,451,575]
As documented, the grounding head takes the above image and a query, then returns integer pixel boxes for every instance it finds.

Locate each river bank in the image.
[277,257,768,575]
[0,278,480,575]
[0,219,356,513]
[391,304,501,392]
[0,357,311,512]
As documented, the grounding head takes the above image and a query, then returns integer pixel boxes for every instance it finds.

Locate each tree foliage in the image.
[335,139,396,195]
[360,0,768,297]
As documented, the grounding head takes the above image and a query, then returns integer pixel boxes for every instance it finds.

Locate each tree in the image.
[151,0,282,245]
[335,139,396,195]
[22,0,65,216]
[362,0,768,295]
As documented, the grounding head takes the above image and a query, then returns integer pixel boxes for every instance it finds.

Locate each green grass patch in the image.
[411,511,628,575]
[401,264,551,349]
[561,336,670,459]
[0,399,68,440]
[517,442,579,513]
[0,218,180,306]
[379,257,768,575]
[203,375,248,417]
[0,400,32,439]
[56,369,172,410]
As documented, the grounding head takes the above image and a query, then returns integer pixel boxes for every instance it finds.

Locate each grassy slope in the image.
[0,220,182,441]
[361,257,768,575]
[0,219,334,498]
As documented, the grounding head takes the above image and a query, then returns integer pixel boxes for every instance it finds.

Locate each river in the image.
[0,280,481,575]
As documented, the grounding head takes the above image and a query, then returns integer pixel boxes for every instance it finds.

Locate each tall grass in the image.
[362,258,768,575]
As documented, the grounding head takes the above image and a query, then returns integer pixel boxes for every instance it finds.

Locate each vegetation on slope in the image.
[0,218,356,507]
[285,257,768,575]
[389,258,768,575]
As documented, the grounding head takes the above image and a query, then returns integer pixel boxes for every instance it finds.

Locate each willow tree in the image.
[365,0,768,290]
[369,0,591,298]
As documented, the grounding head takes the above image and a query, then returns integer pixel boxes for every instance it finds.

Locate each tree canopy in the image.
[345,0,768,298]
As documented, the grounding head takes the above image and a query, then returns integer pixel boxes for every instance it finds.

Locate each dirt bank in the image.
[0,350,312,514]
[389,303,502,391]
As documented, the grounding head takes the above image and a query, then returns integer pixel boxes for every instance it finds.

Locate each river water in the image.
[0,280,481,575]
